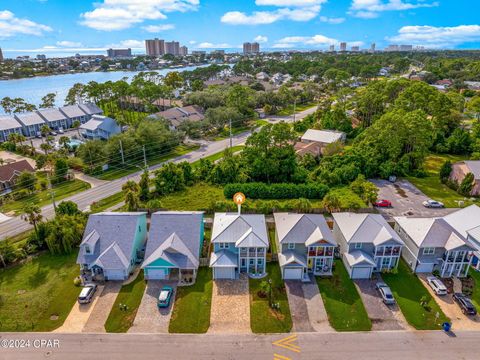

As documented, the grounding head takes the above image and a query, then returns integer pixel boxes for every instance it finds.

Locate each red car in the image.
[374,199,392,207]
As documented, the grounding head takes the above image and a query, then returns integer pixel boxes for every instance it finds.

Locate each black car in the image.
[453,293,477,316]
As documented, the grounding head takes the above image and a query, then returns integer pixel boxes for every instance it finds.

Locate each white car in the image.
[427,276,447,296]
[422,200,445,208]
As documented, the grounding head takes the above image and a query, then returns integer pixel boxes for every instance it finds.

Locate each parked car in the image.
[78,284,97,304]
[376,281,395,304]
[157,286,174,308]
[427,276,448,295]
[453,293,477,316]
[58,128,65,134]
[422,200,444,208]
[374,199,392,208]
[36,132,42,138]
[49,131,57,136]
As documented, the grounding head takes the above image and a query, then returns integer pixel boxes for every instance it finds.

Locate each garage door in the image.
[416,262,435,273]
[146,269,167,280]
[284,267,303,280]
[214,267,235,280]
[351,266,372,279]
[105,269,125,280]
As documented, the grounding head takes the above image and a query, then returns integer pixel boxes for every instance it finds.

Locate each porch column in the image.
[441,252,447,278]
[465,253,473,277]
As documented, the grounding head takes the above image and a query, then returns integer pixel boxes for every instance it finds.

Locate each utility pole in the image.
[143,145,147,169]
[119,140,125,164]
[47,173,57,212]
[293,97,297,123]
[229,118,233,148]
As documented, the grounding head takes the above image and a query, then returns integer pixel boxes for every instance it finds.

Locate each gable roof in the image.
[76,212,146,270]
[142,211,203,270]
[80,115,120,133]
[37,108,68,122]
[14,112,46,126]
[333,213,403,246]
[0,160,35,183]
[0,115,22,131]
[209,249,238,267]
[79,103,103,115]
[301,129,345,144]
[278,250,307,267]
[463,161,480,179]
[211,213,268,247]
[274,213,336,246]
[344,250,376,267]
[59,104,88,118]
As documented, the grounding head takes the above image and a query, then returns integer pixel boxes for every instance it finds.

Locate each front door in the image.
[315,258,325,273]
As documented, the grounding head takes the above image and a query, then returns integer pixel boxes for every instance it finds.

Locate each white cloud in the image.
[221,0,326,25]
[387,24,480,48]
[197,42,231,49]
[0,10,52,38]
[273,34,364,49]
[254,35,268,43]
[80,0,199,31]
[56,41,83,48]
[349,0,439,18]
[107,39,144,49]
[142,24,175,32]
[319,16,345,24]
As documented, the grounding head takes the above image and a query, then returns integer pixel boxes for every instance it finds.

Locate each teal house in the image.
[142,211,204,284]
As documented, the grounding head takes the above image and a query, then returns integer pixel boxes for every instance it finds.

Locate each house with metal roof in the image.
[77,212,147,281]
[80,115,121,140]
[295,129,346,157]
[37,108,69,131]
[59,104,90,126]
[209,213,268,280]
[79,103,103,117]
[333,213,404,279]
[274,213,336,281]
[142,211,204,284]
[394,214,475,277]
[0,115,23,142]
[14,112,47,137]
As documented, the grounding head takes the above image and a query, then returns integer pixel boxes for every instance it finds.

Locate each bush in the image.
[224,182,329,200]
[67,157,85,171]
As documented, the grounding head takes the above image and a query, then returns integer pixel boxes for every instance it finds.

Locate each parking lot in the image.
[371,179,458,218]
[29,129,82,152]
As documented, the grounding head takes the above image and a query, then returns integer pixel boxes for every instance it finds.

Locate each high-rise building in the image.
[370,43,376,53]
[107,48,132,58]
[145,38,165,56]
[340,42,347,52]
[243,42,260,55]
[165,41,180,55]
[329,44,335,52]
[399,45,413,51]
[351,46,360,52]
[385,44,399,52]
[0,47,3,62]
[179,46,188,56]
[251,42,260,53]
[36,54,46,60]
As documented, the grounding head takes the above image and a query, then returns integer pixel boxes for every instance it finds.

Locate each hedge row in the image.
[224,182,329,200]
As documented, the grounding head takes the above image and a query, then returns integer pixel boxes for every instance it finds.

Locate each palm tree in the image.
[22,204,43,236]
[122,180,140,211]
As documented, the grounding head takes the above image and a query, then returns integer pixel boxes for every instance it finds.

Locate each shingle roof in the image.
[211,213,268,247]
[0,160,35,182]
[274,213,336,246]
[14,112,46,126]
[0,115,22,131]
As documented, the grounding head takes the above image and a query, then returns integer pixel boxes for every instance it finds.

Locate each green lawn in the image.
[90,191,125,213]
[191,145,244,167]
[382,260,449,330]
[96,144,200,181]
[268,228,277,254]
[277,102,316,116]
[159,183,225,210]
[1,179,90,215]
[316,260,371,331]
[169,267,213,333]
[213,126,250,141]
[0,252,80,332]
[105,271,146,333]
[408,153,479,208]
[468,270,480,309]
[249,262,292,333]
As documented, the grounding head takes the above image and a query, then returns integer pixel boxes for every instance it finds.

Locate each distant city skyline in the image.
[0,0,479,58]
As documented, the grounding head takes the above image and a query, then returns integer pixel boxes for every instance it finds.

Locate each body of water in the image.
[0,65,206,114]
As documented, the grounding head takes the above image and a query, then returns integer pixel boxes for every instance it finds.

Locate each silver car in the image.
[422,199,445,208]
[78,284,97,304]
[376,282,395,305]
[427,276,447,296]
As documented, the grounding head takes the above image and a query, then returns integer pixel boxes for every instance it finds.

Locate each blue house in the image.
[80,115,121,140]
[77,212,147,281]
[209,213,269,280]
[14,112,47,137]
[0,115,23,142]
[142,211,204,284]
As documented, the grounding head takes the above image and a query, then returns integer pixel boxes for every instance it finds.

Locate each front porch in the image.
[307,246,334,276]
[439,250,472,278]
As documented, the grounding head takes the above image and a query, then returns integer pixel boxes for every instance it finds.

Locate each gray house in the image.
[142,211,204,284]
[395,213,476,277]
[77,212,147,281]
[210,213,268,280]
[59,104,90,126]
[274,213,336,280]
[333,213,404,279]
[79,103,103,117]
[14,112,47,137]
[80,115,121,140]
[0,115,23,142]
[37,108,69,131]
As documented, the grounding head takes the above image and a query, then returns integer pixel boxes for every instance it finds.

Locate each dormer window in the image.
[85,245,91,254]
[288,243,295,250]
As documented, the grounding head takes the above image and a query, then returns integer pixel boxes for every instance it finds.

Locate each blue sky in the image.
[1,0,479,57]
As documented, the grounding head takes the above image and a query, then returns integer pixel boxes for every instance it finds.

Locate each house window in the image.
[219,243,230,249]
[85,245,91,254]
[423,247,435,255]
[249,259,255,265]
[354,243,362,249]
[288,243,295,250]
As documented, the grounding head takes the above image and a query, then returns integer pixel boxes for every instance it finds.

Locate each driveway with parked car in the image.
[129,281,177,333]
[82,282,122,333]
[354,278,410,331]
[370,179,458,218]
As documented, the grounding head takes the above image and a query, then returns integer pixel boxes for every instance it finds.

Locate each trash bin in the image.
[442,322,451,332]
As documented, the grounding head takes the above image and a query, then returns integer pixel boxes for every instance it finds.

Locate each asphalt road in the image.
[0,330,478,360]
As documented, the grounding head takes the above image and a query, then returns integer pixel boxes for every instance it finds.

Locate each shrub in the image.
[224,182,329,200]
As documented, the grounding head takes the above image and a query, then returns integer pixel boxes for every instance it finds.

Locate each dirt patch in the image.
[50,315,59,321]
[394,184,408,198]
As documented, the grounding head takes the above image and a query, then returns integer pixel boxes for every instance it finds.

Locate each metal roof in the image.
[0,115,22,131]
[211,213,268,248]
[274,213,336,246]
[14,112,46,126]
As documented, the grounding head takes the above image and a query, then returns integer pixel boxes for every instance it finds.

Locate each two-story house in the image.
[37,108,69,131]
[80,115,121,140]
[333,213,404,279]
[274,213,336,280]
[76,212,147,281]
[209,213,269,280]
[395,213,476,277]
[0,115,23,142]
[14,112,47,137]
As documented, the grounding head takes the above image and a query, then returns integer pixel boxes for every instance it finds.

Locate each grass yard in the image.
[105,271,146,333]
[407,153,478,208]
[1,179,90,215]
[191,145,244,167]
[249,262,292,333]
[0,252,80,332]
[467,270,480,309]
[90,191,125,213]
[316,260,371,331]
[268,228,277,254]
[159,183,224,210]
[277,102,316,116]
[169,267,213,333]
[382,260,449,330]
[97,144,199,181]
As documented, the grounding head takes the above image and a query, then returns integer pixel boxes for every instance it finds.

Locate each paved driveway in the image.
[82,282,122,333]
[371,179,458,219]
[209,274,250,334]
[354,278,410,331]
[418,275,480,330]
[129,281,177,333]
